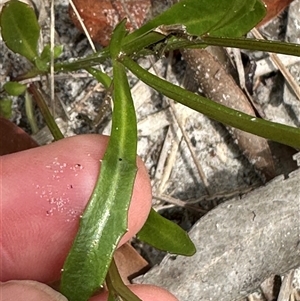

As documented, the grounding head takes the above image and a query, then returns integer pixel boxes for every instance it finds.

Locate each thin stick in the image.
[69,0,96,53]
[169,100,211,195]
[252,27,300,101]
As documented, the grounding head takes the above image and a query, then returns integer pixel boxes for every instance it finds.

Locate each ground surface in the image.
[0,0,300,300]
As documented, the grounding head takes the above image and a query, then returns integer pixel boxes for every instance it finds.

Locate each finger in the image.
[1,280,67,301]
[1,281,178,301]
[1,134,152,282]
[90,284,179,301]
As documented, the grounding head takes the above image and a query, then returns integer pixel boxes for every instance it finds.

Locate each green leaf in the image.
[35,44,64,71]
[121,57,300,149]
[86,67,112,89]
[205,0,254,34]
[0,98,12,118]
[0,0,40,62]
[61,21,138,301]
[137,209,196,256]
[40,44,63,61]
[125,0,265,45]
[3,81,26,96]
[34,57,49,72]
[211,0,266,37]
[109,19,128,59]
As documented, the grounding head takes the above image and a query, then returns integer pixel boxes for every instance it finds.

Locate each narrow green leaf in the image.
[3,81,26,96]
[137,209,196,256]
[86,67,112,89]
[61,21,138,301]
[0,98,12,118]
[121,57,300,149]
[0,0,40,62]
[109,19,128,59]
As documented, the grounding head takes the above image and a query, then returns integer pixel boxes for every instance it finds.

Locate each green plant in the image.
[1,0,299,301]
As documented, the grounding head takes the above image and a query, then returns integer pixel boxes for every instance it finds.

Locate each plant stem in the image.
[159,34,300,57]
[122,30,166,55]
[106,258,142,301]
[25,91,39,134]
[27,84,64,141]
[54,48,110,72]
[201,36,300,56]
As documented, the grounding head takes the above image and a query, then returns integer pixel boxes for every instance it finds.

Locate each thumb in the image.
[1,280,67,301]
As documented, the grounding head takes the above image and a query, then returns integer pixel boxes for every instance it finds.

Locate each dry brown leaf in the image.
[69,0,151,46]
[0,117,38,155]
[259,0,295,26]
[114,243,150,284]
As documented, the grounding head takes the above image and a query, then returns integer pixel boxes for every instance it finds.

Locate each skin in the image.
[0,134,178,301]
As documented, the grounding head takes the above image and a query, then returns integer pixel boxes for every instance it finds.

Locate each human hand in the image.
[1,134,178,301]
